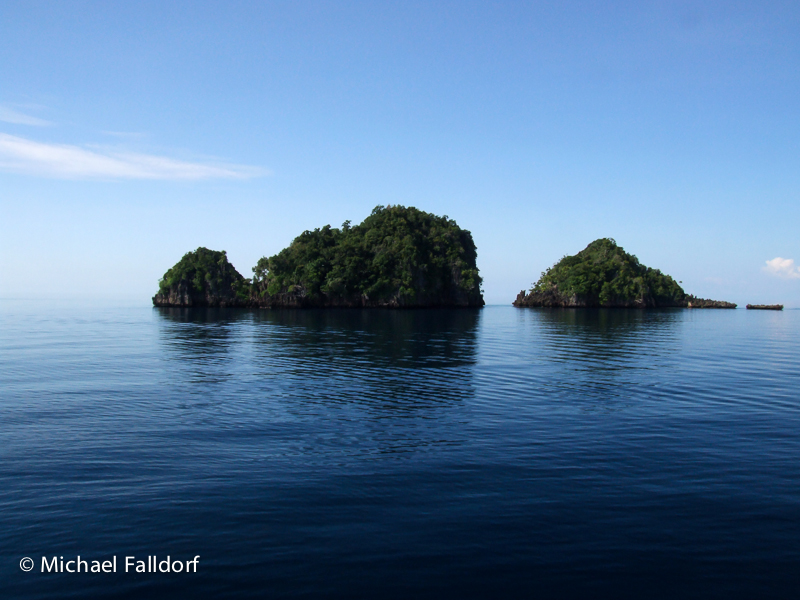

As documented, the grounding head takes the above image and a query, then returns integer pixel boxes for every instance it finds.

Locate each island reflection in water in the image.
[154,307,481,457]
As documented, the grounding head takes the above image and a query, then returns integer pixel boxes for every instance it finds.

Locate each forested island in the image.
[513,238,736,309]
[153,205,484,308]
[152,247,250,308]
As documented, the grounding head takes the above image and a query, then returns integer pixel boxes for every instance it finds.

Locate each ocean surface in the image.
[1,302,799,599]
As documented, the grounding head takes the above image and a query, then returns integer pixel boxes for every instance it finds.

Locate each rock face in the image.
[153,248,250,307]
[250,205,484,308]
[513,238,736,309]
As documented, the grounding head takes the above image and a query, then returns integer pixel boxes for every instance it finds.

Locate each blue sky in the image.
[1,1,798,306]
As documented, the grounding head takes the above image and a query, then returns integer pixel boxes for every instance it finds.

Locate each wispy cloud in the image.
[763,257,800,279]
[0,133,264,180]
[0,105,52,126]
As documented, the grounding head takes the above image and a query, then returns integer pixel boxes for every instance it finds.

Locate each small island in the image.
[154,205,484,309]
[153,247,250,307]
[513,238,736,309]
[746,304,783,310]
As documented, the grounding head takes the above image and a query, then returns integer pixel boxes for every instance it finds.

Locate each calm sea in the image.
[1,302,799,599]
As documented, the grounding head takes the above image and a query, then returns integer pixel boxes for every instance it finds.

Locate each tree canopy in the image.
[155,247,249,306]
[252,205,483,307]
[520,238,686,307]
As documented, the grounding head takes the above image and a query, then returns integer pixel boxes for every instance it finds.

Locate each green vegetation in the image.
[519,238,686,307]
[155,247,249,306]
[251,205,483,307]
[154,206,483,308]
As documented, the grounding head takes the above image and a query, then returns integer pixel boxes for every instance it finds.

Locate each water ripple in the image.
[1,303,799,598]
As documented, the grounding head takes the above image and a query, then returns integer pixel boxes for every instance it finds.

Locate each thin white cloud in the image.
[0,133,264,180]
[763,257,800,280]
[0,105,52,126]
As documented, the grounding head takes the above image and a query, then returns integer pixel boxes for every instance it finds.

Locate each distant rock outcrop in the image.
[513,238,736,309]
[685,296,736,309]
[152,248,250,307]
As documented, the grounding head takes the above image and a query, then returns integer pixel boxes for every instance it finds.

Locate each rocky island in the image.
[513,238,736,309]
[153,247,251,307]
[153,205,484,308]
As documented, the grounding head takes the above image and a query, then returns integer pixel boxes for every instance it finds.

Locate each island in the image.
[153,205,485,308]
[746,304,783,310]
[513,238,736,309]
[152,247,250,307]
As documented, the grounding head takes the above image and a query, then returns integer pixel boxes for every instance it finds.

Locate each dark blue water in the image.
[1,303,799,599]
